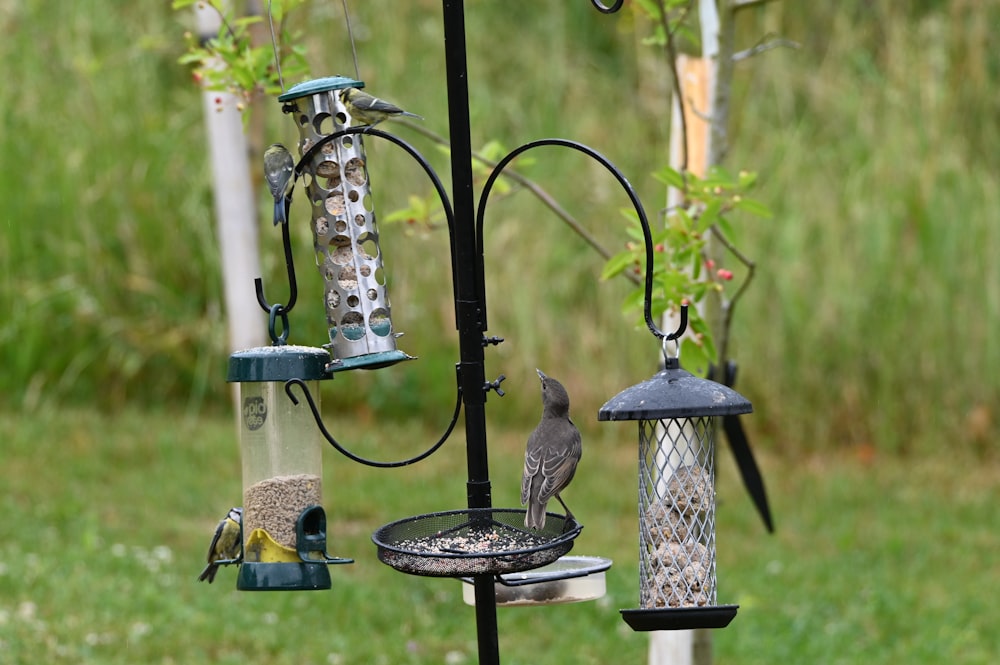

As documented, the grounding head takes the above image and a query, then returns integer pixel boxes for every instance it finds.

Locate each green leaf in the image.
[697,198,722,233]
[653,166,686,189]
[601,251,639,281]
[735,197,773,218]
[714,214,736,241]
[680,338,712,377]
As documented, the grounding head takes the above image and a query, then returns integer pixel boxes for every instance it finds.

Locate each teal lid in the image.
[278,76,365,103]
[227,345,331,382]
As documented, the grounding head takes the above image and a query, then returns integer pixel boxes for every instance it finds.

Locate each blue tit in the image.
[340,87,423,128]
[198,507,243,583]
[263,143,295,226]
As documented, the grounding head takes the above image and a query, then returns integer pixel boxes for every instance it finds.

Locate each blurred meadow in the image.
[1,1,998,663]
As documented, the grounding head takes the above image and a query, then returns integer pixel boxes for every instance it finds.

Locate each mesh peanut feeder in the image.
[599,355,752,631]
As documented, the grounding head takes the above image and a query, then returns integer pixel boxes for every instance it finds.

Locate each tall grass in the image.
[730,2,1000,454]
[1,2,997,455]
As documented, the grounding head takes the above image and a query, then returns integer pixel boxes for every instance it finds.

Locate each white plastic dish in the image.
[461,555,612,606]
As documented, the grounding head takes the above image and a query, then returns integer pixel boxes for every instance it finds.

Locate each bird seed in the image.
[243,473,322,549]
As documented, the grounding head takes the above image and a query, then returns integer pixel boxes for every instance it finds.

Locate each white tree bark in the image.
[195,4,267,410]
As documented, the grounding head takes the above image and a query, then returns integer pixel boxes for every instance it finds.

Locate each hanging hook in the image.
[475,138,688,343]
[590,0,625,13]
[664,303,688,341]
[283,363,464,468]
[255,210,298,316]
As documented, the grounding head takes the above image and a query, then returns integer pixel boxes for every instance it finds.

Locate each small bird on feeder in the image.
[263,143,295,226]
[340,87,423,129]
[198,507,243,583]
[521,369,582,530]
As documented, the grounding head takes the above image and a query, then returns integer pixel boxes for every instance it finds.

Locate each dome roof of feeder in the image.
[278,76,365,103]
[598,358,752,421]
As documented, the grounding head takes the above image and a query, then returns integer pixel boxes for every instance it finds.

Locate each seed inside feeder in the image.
[244,473,322,549]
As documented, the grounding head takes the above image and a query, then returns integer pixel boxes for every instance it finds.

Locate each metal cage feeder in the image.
[278,76,413,372]
[599,355,752,631]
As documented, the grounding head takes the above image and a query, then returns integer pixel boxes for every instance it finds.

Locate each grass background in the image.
[1,1,998,663]
[3,410,998,663]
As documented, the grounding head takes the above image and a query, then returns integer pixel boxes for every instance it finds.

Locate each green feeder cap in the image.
[598,358,752,421]
[227,345,331,383]
[278,76,365,103]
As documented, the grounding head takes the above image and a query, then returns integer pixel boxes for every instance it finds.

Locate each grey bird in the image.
[521,369,582,530]
[263,143,294,226]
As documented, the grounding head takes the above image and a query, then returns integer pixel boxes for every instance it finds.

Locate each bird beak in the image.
[536,368,547,381]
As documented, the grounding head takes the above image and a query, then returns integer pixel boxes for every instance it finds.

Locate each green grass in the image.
[1,408,996,663]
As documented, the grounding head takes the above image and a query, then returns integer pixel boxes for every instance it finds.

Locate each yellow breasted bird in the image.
[198,507,243,583]
[340,87,422,128]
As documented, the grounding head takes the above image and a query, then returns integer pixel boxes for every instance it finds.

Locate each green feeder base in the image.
[325,349,415,373]
[237,561,332,591]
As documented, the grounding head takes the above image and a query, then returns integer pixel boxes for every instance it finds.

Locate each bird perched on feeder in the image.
[263,143,295,226]
[198,507,243,583]
[340,87,423,129]
[521,369,582,530]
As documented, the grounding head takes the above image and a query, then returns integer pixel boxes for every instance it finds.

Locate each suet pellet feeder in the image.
[599,354,752,631]
[277,77,412,372]
[227,345,352,590]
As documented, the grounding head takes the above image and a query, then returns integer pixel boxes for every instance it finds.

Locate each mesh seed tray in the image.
[373,508,582,577]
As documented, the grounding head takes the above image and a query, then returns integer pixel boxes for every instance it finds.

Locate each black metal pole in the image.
[441,1,500,664]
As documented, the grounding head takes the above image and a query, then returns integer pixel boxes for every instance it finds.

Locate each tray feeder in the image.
[373,508,582,578]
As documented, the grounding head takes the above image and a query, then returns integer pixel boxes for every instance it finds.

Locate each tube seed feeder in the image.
[599,347,752,631]
[228,346,353,590]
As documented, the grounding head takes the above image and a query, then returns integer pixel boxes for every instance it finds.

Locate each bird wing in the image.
[536,424,582,503]
[359,96,406,115]
[205,518,226,563]
[521,434,543,505]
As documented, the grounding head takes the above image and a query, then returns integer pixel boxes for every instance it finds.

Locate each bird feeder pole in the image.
[440,2,502,662]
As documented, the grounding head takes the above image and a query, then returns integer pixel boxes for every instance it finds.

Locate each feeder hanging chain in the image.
[267,303,290,345]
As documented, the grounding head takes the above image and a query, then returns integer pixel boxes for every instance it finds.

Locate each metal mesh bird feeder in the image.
[277,76,412,372]
[599,355,752,631]
[227,345,352,590]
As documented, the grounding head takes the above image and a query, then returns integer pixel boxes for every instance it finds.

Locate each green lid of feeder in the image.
[598,357,752,421]
[227,345,331,382]
[278,76,365,103]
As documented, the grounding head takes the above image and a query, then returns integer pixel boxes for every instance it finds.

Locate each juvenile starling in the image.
[340,87,423,129]
[521,369,582,530]
[263,143,294,226]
